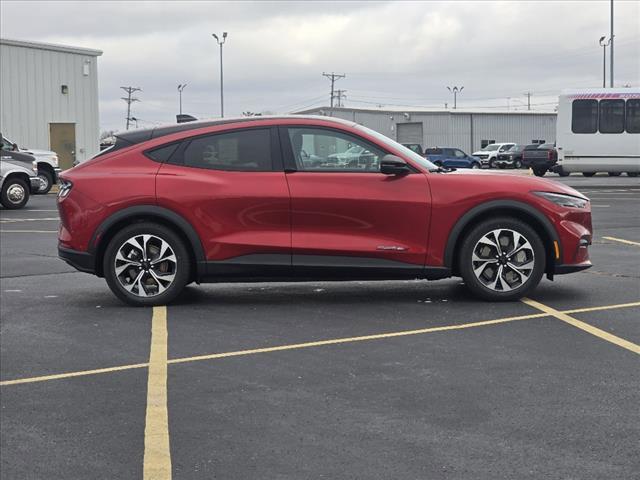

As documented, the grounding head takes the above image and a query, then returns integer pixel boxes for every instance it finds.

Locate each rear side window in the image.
[146,143,179,163]
[599,99,625,134]
[425,148,442,155]
[572,99,598,133]
[626,99,640,133]
[182,128,272,171]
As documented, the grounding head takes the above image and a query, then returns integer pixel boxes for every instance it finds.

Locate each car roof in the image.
[114,115,357,146]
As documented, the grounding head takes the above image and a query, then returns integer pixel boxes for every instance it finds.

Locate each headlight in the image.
[51,155,59,167]
[32,160,38,174]
[58,179,73,198]
[533,191,588,209]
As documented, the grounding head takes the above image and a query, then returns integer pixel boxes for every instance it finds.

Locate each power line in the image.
[120,86,141,130]
[334,89,347,107]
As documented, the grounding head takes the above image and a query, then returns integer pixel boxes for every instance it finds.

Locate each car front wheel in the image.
[459,218,545,301]
[36,170,53,194]
[103,222,191,306]
[1,177,29,209]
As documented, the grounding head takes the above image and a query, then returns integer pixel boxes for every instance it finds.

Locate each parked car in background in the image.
[57,115,592,306]
[425,147,481,169]
[472,143,516,168]
[494,144,539,169]
[0,150,41,209]
[402,143,424,156]
[0,133,61,194]
[522,143,566,177]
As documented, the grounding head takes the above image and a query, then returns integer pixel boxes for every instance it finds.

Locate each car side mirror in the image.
[380,154,411,175]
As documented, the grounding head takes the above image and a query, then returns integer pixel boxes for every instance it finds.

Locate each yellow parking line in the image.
[143,306,172,480]
[0,362,149,386]
[522,298,640,355]
[602,236,640,247]
[1,301,639,388]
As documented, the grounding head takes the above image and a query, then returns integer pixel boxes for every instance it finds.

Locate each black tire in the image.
[489,159,496,169]
[1,177,29,209]
[514,160,522,169]
[582,172,596,177]
[557,168,570,177]
[607,172,621,177]
[459,217,546,301]
[533,168,547,177]
[498,164,506,169]
[627,172,639,178]
[103,222,191,306]
[36,169,53,194]
[471,162,480,169]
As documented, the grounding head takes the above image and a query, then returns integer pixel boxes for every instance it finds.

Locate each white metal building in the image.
[0,38,102,169]
[297,106,557,153]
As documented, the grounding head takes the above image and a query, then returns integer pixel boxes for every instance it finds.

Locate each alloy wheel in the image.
[471,228,535,292]
[114,234,177,297]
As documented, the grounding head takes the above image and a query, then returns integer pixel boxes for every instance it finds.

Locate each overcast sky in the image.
[2,0,639,132]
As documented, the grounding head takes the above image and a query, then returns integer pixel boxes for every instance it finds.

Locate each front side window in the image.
[625,99,640,133]
[181,128,272,171]
[572,99,598,133]
[287,127,385,172]
[599,99,625,134]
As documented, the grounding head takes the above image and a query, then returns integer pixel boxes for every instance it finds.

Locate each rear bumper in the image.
[58,245,95,274]
[554,262,592,274]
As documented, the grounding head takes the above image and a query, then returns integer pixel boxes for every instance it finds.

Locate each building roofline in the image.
[295,106,557,116]
[0,37,103,56]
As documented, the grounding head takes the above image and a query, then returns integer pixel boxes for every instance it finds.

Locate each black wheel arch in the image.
[444,200,561,276]
[90,205,206,279]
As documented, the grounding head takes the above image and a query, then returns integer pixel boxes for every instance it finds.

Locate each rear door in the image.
[281,126,431,277]
[155,127,291,275]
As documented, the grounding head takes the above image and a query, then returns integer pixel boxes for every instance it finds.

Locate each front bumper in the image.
[58,245,95,274]
[554,262,592,274]
[29,176,42,192]
[53,167,62,182]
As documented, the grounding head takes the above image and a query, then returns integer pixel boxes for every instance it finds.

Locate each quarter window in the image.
[572,99,598,133]
[626,99,640,133]
[599,99,625,134]
[146,143,179,163]
[181,129,272,171]
[287,128,385,172]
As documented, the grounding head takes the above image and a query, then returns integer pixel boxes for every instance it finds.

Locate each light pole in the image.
[447,86,464,109]
[177,84,187,115]
[599,36,611,88]
[610,0,614,87]
[212,32,228,117]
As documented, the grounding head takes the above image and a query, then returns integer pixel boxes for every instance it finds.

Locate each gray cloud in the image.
[2,0,638,132]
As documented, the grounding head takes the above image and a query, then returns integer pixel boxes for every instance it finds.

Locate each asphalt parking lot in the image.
[1,174,639,479]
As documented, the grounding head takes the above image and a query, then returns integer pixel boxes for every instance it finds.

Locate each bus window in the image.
[572,99,598,133]
[626,99,640,134]
[599,99,625,134]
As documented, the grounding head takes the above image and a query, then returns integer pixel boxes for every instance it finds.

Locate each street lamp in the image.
[212,32,228,117]
[447,86,464,109]
[177,84,187,115]
[599,36,611,88]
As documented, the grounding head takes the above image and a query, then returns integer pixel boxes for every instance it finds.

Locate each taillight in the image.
[548,150,553,160]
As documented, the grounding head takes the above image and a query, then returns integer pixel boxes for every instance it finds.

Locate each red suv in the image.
[57,116,592,306]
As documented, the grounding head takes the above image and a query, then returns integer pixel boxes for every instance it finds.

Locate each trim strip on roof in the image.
[0,37,103,56]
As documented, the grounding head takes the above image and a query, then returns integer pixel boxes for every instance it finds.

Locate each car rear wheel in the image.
[471,163,480,169]
[533,168,547,177]
[459,218,545,301]
[104,223,191,306]
[582,172,596,177]
[1,177,29,209]
[557,168,570,177]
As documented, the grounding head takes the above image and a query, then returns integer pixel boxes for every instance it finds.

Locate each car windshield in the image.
[507,145,523,152]
[355,124,437,171]
[537,143,554,150]
[482,144,500,151]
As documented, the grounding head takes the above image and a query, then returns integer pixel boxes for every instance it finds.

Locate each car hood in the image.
[472,150,492,156]
[441,170,588,199]
[21,148,56,157]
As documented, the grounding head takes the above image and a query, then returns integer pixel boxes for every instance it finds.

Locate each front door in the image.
[49,123,76,170]
[282,126,431,277]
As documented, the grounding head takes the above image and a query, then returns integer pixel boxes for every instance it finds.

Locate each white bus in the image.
[556,88,639,177]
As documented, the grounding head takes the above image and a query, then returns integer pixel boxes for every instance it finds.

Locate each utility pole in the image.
[212,32,228,117]
[524,92,531,110]
[446,86,464,109]
[322,72,345,115]
[610,0,614,87]
[334,89,347,107]
[599,36,611,88]
[177,84,187,115]
[120,86,141,130]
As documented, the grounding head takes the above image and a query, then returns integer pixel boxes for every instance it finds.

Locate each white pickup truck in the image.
[472,142,516,168]
[1,134,61,194]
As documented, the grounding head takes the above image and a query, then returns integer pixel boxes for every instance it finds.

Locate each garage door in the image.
[396,122,423,145]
